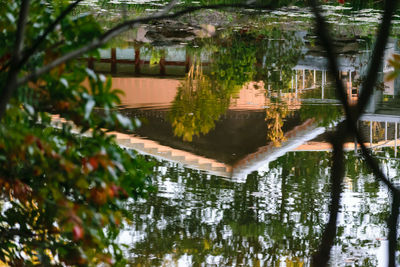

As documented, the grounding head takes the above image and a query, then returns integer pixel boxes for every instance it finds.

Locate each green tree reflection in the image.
[124,149,393,265]
[169,61,230,142]
[169,28,304,142]
[254,27,303,92]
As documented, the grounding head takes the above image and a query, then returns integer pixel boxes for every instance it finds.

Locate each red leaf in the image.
[110,184,119,197]
[72,225,84,241]
[36,139,44,151]
[88,157,99,170]
[89,187,107,205]
[24,135,35,145]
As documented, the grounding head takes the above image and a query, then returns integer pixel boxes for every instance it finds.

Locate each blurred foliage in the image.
[0,1,153,266]
[149,48,166,66]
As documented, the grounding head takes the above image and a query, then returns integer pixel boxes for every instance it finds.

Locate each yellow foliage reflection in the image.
[265,101,289,147]
[170,59,230,142]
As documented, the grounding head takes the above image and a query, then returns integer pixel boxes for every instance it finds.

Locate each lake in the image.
[82,1,400,265]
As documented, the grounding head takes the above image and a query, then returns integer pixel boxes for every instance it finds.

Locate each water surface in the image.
[84,4,400,265]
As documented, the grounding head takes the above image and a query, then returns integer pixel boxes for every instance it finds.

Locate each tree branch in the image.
[0,0,30,119]
[308,0,399,193]
[357,0,398,116]
[308,1,350,115]
[388,192,399,267]
[357,137,400,193]
[311,128,345,267]
[0,0,84,73]
[16,2,272,87]
[19,0,85,69]
[0,227,35,239]
[308,0,400,265]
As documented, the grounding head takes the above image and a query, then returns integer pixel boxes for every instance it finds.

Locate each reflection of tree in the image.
[254,27,304,92]
[169,30,301,142]
[211,32,257,90]
[169,61,230,141]
[169,32,259,142]
[125,152,331,265]
[122,150,394,265]
[265,100,289,146]
[299,103,342,127]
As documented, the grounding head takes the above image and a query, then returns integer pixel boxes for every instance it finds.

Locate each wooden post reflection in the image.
[111,48,117,74]
[185,53,191,73]
[135,47,141,74]
[160,53,166,76]
[88,56,94,69]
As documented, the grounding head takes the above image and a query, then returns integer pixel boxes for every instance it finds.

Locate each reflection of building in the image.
[87,46,203,77]
[86,44,371,105]
[83,40,400,179]
[112,78,179,108]
[112,78,302,111]
[103,114,400,179]
[106,118,326,180]
[106,75,400,180]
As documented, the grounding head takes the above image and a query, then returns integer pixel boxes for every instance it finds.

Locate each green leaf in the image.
[84,99,95,120]
[6,13,15,23]
[116,114,133,129]
[85,68,97,81]
[60,78,69,88]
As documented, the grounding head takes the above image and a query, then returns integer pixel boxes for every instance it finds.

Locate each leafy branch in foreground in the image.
[2,0,399,265]
[0,1,155,265]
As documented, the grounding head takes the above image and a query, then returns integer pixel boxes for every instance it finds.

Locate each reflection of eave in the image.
[50,114,233,177]
[51,115,326,180]
[115,118,328,180]
[111,132,233,178]
[360,114,400,123]
[52,113,400,181]
[53,109,400,181]
[231,119,325,178]
[294,141,400,152]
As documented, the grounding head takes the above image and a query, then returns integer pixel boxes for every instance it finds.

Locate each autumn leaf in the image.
[72,224,84,241]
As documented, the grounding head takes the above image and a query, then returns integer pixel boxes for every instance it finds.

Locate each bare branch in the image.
[357,137,400,194]
[308,0,400,264]
[388,192,399,267]
[12,1,30,64]
[307,0,399,193]
[16,2,272,87]
[357,0,398,116]
[311,128,345,267]
[0,0,30,119]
